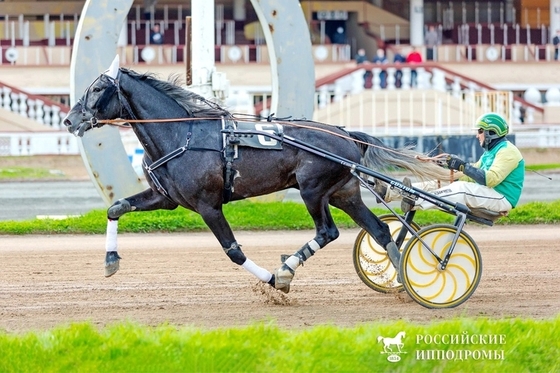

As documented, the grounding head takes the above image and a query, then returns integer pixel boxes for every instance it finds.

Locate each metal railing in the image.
[0,82,69,129]
[312,87,512,136]
[0,133,78,156]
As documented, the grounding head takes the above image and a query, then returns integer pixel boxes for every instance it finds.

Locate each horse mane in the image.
[119,68,231,118]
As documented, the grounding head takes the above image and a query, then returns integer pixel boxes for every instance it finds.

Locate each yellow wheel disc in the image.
[400,224,482,308]
[353,214,419,293]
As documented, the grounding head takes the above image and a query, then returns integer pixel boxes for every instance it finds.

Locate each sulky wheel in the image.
[399,224,482,309]
[353,214,420,293]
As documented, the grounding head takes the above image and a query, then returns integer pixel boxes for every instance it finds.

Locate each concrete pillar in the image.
[233,0,246,21]
[551,0,560,42]
[190,0,215,97]
[410,0,424,47]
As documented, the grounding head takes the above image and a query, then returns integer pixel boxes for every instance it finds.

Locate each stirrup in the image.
[469,208,507,222]
[399,177,416,213]
[373,179,387,203]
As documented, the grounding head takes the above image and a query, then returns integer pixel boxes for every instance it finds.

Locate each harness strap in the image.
[143,134,191,197]
[222,116,237,204]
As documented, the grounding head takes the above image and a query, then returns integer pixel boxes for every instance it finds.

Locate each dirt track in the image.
[1,226,559,333]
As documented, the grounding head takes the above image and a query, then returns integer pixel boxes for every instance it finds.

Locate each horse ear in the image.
[105,55,120,79]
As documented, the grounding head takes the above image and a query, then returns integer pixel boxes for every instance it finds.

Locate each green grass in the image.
[525,164,560,171]
[0,167,63,180]
[0,317,558,372]
[0,199,558,235]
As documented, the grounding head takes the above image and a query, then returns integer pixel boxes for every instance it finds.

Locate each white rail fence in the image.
[249,66,519,131]
[0,132,78,156]
[312,89,512,136]
[1,66,558,156]
[1,85,68,129]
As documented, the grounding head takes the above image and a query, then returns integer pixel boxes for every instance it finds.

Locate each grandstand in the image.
[1,0,560,156]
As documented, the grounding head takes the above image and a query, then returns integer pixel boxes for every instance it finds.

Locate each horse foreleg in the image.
[198,205,273,285]
[104,188,178,277]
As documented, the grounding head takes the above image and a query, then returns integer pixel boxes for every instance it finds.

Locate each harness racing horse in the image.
[63,56,448,293]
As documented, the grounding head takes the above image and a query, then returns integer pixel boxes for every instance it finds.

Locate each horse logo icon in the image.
[378,331,406,362]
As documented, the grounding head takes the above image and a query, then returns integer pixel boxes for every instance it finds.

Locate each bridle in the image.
[75,71,136,136]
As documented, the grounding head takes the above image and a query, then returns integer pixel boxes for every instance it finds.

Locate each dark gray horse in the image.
[63,56,447,293]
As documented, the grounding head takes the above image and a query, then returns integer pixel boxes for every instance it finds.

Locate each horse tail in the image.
[349,131,450,181]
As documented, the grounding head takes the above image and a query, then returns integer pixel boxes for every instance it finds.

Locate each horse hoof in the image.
[276,284,290,293]
[274,264,294,293]
[105,251,122,277]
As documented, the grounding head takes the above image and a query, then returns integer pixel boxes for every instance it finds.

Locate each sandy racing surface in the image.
[1,225,559,333]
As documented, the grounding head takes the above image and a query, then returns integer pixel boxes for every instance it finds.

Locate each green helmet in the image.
[476,113,509,137]
[475,113,508,149]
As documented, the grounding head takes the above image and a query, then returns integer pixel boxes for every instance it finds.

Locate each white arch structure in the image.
[70,0,314,205]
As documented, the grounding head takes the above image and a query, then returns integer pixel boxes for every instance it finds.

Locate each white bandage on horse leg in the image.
[307,239,320,252]
[242,258,273,282]
[285,239,321,271]
[105,219,118,252]
[284,255,301,271]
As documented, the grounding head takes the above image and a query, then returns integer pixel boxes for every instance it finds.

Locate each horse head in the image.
[63,55,125,137]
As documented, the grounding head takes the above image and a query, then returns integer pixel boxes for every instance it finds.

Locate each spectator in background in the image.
[355,48,370,88]
[553,29,560,60]
[372,48,388,88]
[355,48,368,64]
[150,24,164,45]
[425,25,438,61]
[406,46,423,87]
[332,27,347,44]
[519,105,526,124]
[393,47,406,87]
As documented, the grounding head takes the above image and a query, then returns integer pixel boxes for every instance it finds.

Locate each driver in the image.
[375,112,525,214]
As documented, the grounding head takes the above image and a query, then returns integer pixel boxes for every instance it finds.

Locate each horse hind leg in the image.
[274,239,322,293]
[329,181,402,272]
[274,191,340,293]
[104,188,178,277]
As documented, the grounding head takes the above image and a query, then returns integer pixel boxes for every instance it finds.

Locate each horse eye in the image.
[92,87,102,93]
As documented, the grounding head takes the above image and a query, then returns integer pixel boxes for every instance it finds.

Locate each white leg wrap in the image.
[242,258,273,282]
[284,255,301,271]
[307,239,320,252]
[105,219,118,252]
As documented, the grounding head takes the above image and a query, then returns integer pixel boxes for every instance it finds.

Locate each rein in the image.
[82,76,440,167]
[82,74,452,183]
[96,115,438,165]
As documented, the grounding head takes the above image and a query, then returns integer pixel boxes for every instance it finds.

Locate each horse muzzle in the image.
[63,114,97,137]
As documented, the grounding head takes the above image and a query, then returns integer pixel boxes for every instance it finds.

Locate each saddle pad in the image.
[234,121,283,150]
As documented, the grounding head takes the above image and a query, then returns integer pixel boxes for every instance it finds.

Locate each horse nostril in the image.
[63,119,72,127]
